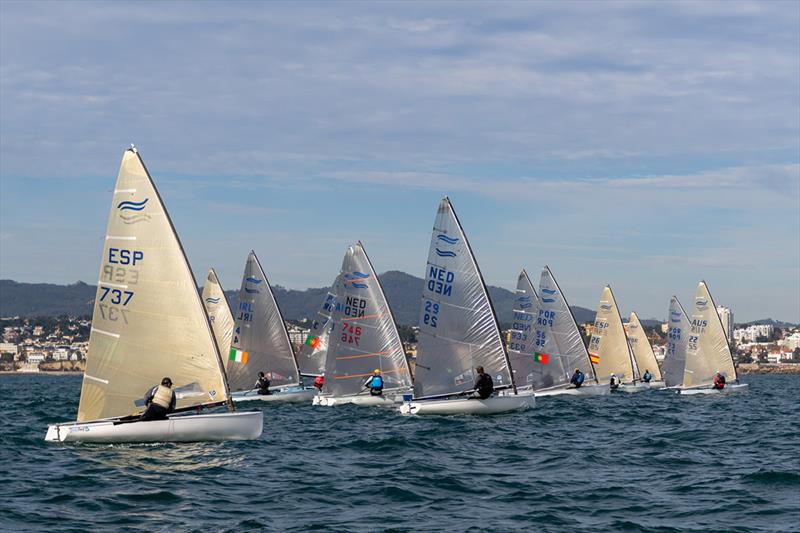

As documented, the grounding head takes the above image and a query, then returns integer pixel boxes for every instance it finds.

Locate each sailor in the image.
[472,366,494,399]
[609,373,621,391]
[570,368,585,388]
[255,372,271,395]
[140,377,176,421]
[642,369,653,383]
[364,369,384,396]
[313,373,325,392]
[712,372,726,390]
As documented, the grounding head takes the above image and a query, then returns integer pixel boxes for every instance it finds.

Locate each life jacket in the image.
[314,376,324,389]
[151,385,173,409]
[643,371,652,382]
[370,375,384,389]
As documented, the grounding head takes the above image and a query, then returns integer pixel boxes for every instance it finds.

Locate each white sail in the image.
[202,268,235,362]
[323,242,413,397]
[228,251,300,391]
[507,269,544,388]
[627,312,662,382]
[296,279,338,377]
[413,198,513,399]
[663,296,690,387]
[535,266,597,386]
[77,148,229,422]
[588,286,636,383]
[683,281,738,388]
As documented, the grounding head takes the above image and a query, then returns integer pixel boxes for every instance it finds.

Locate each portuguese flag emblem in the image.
[589,353,600,365]
[305,336,321,349]
[533,352,549,364]
[229,348,248,364]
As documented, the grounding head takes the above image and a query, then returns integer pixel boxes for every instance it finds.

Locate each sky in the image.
[0,1,798,323]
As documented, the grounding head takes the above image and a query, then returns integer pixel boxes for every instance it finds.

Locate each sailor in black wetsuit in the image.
[255,372,271,395]
[472,366,494,400]
[140,377,176,421]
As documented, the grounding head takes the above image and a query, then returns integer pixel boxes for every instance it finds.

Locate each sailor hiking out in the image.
[570,368,585,388]
[255,372,271,395]
[364,369,384,396]
[642,369,653,383]
[314,374,325,392]
[609,374,621,391]
[472,366,494,399]
[713,372,726,390]
[140,377,176,421]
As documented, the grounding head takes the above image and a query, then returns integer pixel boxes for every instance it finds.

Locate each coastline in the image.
[737,363,800,374]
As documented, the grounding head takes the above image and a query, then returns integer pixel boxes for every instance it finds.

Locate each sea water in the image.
[1,374,798,532]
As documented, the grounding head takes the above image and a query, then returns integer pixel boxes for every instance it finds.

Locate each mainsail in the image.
[627,312,662,382]
[323,242,413,397]
[228,251,300,391]
[662,296,690,387]
[296,279,338,377]
[534,266,597,386]
[507,269,544,388]
[77,148,229,422]
[588,286,636,383]
[414,197,513,399]
[683,281,738,388]
[202,268,234,361]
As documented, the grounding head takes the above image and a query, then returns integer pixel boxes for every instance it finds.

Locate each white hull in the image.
[616,382,649,393]
[399,394,535,416]
[312,393,405,407]
[677,383,749,396]
[533,384,610,397]
[232,387,316,404]
[44,411,263,443]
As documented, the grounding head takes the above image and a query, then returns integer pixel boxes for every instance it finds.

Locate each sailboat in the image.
[399,198,535,415]
[313,242,414,407]
[227,251,315,403]
[588,285,646,392]
[202,268,235,361]
[513,266,607,397]
[45,147,262,443]
[677,281,748,395]
[626,312,665,389]
[296,279,338,380]
[662,296,690,388]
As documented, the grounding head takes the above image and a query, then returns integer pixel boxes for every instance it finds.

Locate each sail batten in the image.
[413,198,512,398]
[77,149,229,422]
[588,286,636,383]
[228,251,300,391]
[323,242,413,396]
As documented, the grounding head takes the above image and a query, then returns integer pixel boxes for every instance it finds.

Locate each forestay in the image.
[77,148,229,422]
[414,197,513,398]
[683,281,737,388]
[534,266,597,387]
[296,278,338,377]
[202,268,234,361]
[662,296,690,387]
[627,312,662,381]
[507,269,544,388]
[588,286,636,383]
[324,242,412,397]
[228,251,300,391]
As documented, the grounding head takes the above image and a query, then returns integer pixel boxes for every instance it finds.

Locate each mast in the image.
[446,197,517,394]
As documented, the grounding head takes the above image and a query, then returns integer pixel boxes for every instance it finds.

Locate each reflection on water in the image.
[76,441,248,473]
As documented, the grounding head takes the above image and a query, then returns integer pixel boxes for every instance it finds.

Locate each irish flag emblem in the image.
[533,352,549,364]
[305,336,321,349]
[229,348,248,364]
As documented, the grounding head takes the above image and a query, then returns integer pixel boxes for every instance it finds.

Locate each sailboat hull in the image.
[44,411,263,443]
[533,384,610,397]
[616,382,650,393]
[399,394,535,416]
[312,393,406,407]
[232,387,316,404]
[677,383,749,396]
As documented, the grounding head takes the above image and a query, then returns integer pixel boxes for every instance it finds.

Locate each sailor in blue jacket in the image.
[364,369,384,396]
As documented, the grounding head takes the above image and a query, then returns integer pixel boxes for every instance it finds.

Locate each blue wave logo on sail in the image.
[541,298,556,303]
[116,198,149,211]
[245,277,262,284]
[436,234,459,245]
[344,271,370,289]
[517,295,533,309]
[205,297,220,304]
[244,288,260,294]
[435,248,457,258]
[695,298,709,309]
[670,310,682,323]
[541,288,557,296]
[119,213,151,225]
[599,303,613,311]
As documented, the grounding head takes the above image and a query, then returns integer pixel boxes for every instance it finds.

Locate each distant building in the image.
[716,306,733,343]
[734,324,774,343]
[0,342,18,355]
[27,352,45,365]
[778,332,800,350]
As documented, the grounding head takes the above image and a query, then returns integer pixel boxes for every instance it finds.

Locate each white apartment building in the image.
[0,342,18,355]
[716,306,733,343]
[733,324,775,343]
[778,332,800,350]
